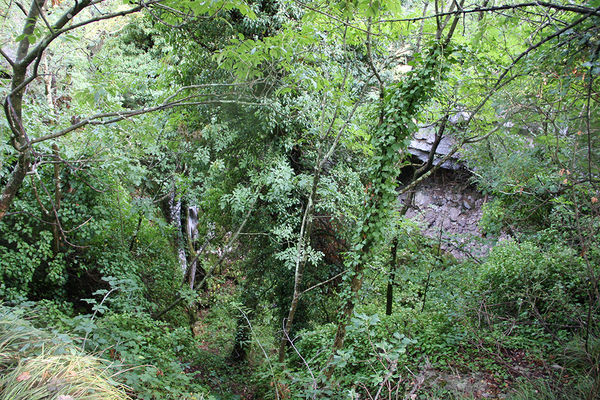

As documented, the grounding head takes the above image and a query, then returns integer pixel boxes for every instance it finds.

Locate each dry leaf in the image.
[16,371,31,382]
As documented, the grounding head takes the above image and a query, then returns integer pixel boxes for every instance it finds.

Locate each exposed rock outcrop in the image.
[408,125,463,170]
[400,168,490,258]
[400,119,496,258]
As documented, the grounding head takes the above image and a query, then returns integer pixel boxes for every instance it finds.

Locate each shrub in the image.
[278,313,415,399]
[478,240,587,327]
[80,311,211,400]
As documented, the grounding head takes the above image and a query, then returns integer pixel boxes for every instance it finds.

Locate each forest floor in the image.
[184,272,565,399]
[189,305,259,400]
[187,314,561,400]
[184,360,256,400]
[415,348,558,399]
[181,279,570,400]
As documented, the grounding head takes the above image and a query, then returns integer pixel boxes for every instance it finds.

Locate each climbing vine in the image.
[328,41,452,372]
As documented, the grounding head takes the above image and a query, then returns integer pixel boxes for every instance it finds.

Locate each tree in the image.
[1,0,146,219]
[2,0,599,397]
[0,0,256,221]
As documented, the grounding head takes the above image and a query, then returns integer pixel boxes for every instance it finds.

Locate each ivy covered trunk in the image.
[327,41,452,378]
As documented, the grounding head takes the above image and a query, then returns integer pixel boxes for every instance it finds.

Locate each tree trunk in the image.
[0,149,31,220]
[326,22,459,377]
[387,113,448,314]
[385,237,398,316]
[0,0,46,220]
[278,162,321,362]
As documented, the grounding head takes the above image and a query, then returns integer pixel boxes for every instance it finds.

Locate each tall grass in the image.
[0,305,130,400]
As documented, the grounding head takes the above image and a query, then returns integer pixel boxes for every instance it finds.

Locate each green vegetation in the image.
[1,0,598,398]
[0,305,131,400]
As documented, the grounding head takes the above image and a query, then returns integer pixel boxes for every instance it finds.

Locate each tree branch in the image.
[292,0,379,35]
[380,2,600,24]
[0,48,14,67]
[28,99,266,145]
[21,0,156,68]
[300,271,346,296]
[494,6,600,89]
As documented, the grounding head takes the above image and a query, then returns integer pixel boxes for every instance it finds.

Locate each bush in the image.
[1,301,213,400]
[80,311,211,400]
[478,240,587,327]
[276,312,415,399]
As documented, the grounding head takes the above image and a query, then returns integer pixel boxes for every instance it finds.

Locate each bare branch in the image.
[0,48,14,67]
[281,321,317,391]
[15,1,28,16]
[300,271,346,296]
[28,98,266,145]
[33,0,54,35]
[21,0,154,68]
[398,124,502,197]
[292,0,379,35]
[236,306,280,400]
[161,82,258,103]
[366,17,383,89]
[379,2,600,24]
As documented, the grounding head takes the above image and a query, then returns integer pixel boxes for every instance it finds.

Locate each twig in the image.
[292,0,379,35]
[282,321,317,392]
[379,2,600,23]
[494,7,600,89]
[403,358,429,400]
[33,0,54,35]
[0,48,14,67]
[28,99,266,146]
[300,271,346,296]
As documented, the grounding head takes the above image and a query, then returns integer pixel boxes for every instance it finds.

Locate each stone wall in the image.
[399,168,492,258]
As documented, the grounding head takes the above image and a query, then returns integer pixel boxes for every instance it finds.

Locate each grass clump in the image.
[0,354,130,400]
[0,304,130,400]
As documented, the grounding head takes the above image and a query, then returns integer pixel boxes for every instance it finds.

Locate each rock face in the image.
[407,125,463,170]
[399,168,491,258]
[399,117,498,259]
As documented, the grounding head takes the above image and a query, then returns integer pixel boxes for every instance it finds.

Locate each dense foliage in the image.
[1,0,599,399]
